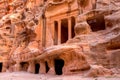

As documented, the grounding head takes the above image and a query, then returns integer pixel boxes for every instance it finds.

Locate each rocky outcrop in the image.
[70,0,120,76]
[0,0,120,77]
[86,65,113,77]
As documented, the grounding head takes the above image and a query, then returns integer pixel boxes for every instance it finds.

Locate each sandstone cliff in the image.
[0,0,120,77]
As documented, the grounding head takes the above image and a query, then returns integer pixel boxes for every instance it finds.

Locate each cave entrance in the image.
[0,63,2,72]
[35,63,40,74]
[71,17,75,38]
[45,61,50,73]
[54,21,58,45]
[87,14,105,32]
[61,18,68,43]
[54,59,64,75]
[20,62,29,71]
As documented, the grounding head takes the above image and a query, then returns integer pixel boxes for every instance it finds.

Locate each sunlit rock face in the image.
[0,0,119,77]
[73,0,120,76]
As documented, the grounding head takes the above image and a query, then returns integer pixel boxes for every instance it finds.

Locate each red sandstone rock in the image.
[0,0,120,77]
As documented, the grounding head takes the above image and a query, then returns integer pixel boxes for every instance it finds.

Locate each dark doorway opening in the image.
[87,14,105,32]
[71,17,75,38]
[45,61,50,73]
[35,63,40,74]
[54,59,64,75]
[0,63,2,72]
[54,21,58,45]
[61,19,68,43]
[20,62,29,71]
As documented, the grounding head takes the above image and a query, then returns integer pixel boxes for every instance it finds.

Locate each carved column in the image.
[39,61,46,74]
[27,60,35,73]
[68,17,72,39]
[58,20,61,44]
[47,59,55,75]
[15,62,21,72]
[42,16,46,47]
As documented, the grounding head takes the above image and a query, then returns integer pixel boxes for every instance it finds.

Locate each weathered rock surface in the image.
[0,0,120,77]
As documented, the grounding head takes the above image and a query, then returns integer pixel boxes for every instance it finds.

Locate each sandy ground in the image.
[0,72,120,80]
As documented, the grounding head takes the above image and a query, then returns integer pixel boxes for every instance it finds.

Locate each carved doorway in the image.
[20,62,29,71]
[54,59,64,75]
[35,63,40,74]
[0,63,2,72]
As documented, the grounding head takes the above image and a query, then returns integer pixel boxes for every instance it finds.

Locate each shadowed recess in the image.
[35,63,40,74]
[0,63,2,72]
[54,59,64,75]
[87,14,105,32]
